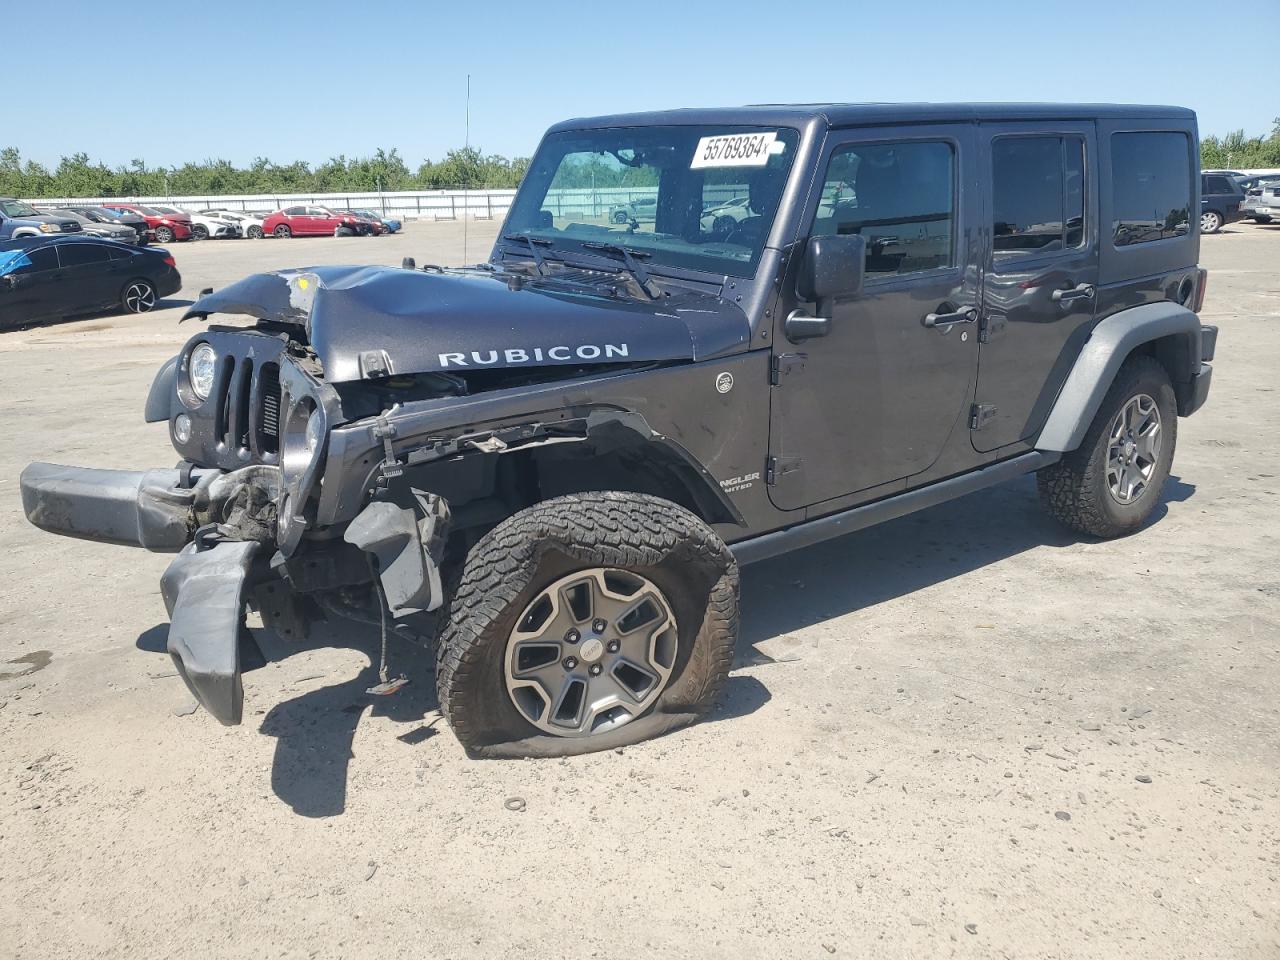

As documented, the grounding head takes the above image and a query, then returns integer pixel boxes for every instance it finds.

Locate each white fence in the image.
[25,184,750,222]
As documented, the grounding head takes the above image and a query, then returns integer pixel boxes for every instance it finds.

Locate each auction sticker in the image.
[691,132,780,168]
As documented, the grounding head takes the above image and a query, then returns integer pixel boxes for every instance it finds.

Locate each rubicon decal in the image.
[438,343,631,367]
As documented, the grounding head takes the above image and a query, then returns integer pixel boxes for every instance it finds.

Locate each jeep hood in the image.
[181,265,751,382]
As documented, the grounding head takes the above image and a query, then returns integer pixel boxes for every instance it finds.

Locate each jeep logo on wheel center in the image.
[18,102,1215,759]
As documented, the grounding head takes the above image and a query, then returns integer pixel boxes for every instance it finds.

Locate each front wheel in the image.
[1200,210,1223,233]
[273,224,292,238]
[191,224,209,241]
[434,492,739,758]
[153,226,175,243]
[121,279,157,313]
[1037,356,1177,538]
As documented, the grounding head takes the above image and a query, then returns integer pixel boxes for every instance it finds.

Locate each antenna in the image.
[462,73,471,265]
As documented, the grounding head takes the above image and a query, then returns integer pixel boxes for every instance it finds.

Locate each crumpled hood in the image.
[181,265,750,382]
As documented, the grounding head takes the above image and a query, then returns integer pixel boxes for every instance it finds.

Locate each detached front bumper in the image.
[21,462,266,726]
[21,463,200,551]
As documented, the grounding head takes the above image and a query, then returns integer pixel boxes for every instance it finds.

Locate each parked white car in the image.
[150,205,241,240]
[202,209,268,239]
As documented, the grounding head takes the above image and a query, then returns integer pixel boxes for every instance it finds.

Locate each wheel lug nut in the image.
[589,664,602,676]
[606,640,620,654]
[564,628,580,644]
[563,657,577,670]
[592,618,607,633]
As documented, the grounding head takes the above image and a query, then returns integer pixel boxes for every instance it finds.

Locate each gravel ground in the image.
[0,220,1276,960]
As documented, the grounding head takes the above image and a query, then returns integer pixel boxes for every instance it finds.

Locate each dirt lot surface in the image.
[1,221,1276,959]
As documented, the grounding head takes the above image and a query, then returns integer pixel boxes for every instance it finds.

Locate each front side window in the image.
[503,124,800,278]
[1111,131,1191,246]
[283,206,304,216]
[5,246,58,275]
[991,136,1086,255]
[0,199,41,218]
[812,140,955,278]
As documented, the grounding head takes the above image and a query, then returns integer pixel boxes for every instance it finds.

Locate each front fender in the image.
[144,355,178,423]
[1036,301,1205,452]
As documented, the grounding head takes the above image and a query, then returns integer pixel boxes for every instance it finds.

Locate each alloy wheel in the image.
[1106,393,1162,505]
[1200,211,1221,233]
[124,281,156,313]
[504,568,679,738]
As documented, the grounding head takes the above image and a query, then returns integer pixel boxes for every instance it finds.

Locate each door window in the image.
[6,247,58,275]
[283,206,304,216]
[991,136,1086,255]
[57,243,113,267]
[812,140,954,278]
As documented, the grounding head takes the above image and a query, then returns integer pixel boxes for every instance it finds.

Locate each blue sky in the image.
[10,0,1274,169]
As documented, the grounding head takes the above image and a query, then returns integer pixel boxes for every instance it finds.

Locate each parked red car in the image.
[102,203,193,243]
[263,205,364,238]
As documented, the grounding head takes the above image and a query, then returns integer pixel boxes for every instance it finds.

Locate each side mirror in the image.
[785,234,866,342]
[797,233,866,305]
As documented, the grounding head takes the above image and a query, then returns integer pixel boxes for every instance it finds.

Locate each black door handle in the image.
[1051,283,1096,303]
[923,306,977,328]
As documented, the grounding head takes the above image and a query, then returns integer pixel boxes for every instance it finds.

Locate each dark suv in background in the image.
[1199,172,1245,233]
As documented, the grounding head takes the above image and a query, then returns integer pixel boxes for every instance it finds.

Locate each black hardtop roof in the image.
[548,102,1195,134]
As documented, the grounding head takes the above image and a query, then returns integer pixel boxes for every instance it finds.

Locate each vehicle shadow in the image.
[127,472,1193,817]
[737,473,1195,654]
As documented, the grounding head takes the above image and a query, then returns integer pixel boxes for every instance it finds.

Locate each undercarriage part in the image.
[199,465,280,542]
[160,539,260,726]
[343,490,451,617]
[251,580,316,643]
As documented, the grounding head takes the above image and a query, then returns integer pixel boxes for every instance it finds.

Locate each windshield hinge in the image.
[770,352,807,385]
[970,403,999,430]
[766,455,803,485]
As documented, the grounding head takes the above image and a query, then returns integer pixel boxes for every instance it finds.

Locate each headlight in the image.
[304,408,323,452]
[39,223,59,233]
[189,343,217,400]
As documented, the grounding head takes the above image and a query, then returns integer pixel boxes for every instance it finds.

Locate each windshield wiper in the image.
[501,233,553,276]
[579,241,660,299]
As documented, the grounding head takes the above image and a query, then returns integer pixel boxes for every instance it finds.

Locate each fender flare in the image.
[144,355,178,423]
[1036,301,1203,452]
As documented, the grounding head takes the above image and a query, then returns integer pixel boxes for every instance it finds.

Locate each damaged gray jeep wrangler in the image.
[21,104,1216,756]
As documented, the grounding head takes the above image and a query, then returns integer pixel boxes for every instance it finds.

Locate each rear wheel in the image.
[1252,215,1273,224]
[1037,356,1177,538]
[247,224,264,239]
[191,224,209,241]
[1200,210,1223,233]
[121,279,157,313]
[154,226,175,243]
[435,492,739,757]
[273,224,292,238]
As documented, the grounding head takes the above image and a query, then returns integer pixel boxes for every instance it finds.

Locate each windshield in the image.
[502,124,799,278]
[1,200,42,218]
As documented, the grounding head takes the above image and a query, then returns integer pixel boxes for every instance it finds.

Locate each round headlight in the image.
[189,343,217,400]
[304,409,323,453]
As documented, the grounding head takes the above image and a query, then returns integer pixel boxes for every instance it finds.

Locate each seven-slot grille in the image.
[211,354,282,462]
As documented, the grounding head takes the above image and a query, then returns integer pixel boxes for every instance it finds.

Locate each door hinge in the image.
[766,455,803,485]
[770,352,807,385]
[970,403,998,430]
[978,315,1006,343]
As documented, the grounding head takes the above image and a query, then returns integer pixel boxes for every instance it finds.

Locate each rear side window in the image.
[1204,174,1236,195]
[1110,132,1191,246]
[991,136,1086,255]
[57,243,113,267]
[812,140,955,278]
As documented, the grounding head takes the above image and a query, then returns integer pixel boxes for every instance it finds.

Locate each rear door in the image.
[56,242,120,312]
[973,122,1098,452]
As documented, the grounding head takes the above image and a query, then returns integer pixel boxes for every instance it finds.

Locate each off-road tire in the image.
[434,492,739,758]
[1037,356,1177,538]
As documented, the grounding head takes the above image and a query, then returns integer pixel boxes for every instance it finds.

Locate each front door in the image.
[768,125,982,511]
[973,122,1098,451]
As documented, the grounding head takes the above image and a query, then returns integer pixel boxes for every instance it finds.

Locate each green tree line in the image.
[2,122,1277,199]
[0,146,530,198]
[1199,119,1280,169]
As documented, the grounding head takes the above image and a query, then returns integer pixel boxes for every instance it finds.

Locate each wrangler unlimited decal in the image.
[438,343,631,367]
